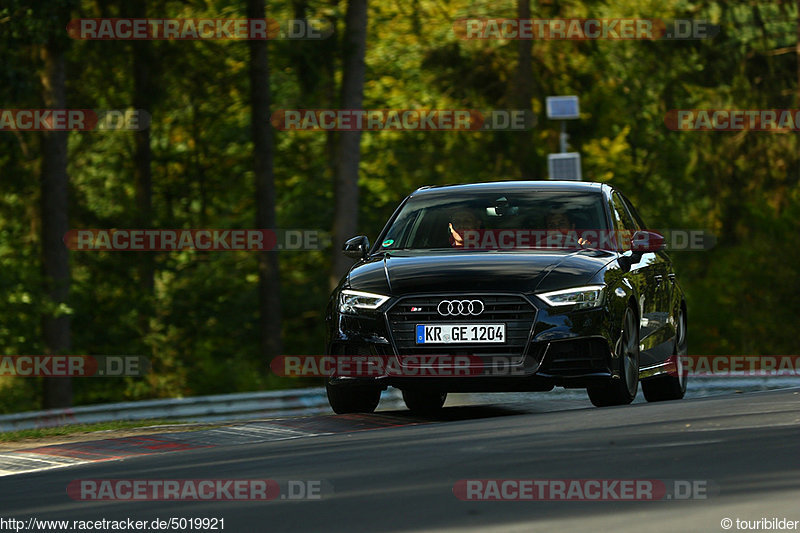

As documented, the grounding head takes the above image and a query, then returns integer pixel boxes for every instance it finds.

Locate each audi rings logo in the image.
[437,299,485,316]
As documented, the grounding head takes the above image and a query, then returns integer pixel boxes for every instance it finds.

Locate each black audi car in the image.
[325,181,688,413]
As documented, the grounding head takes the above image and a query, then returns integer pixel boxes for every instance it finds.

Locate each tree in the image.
[512,0,535,179]
[330,0,368,288]
[248,0,283,362]
[125,0,155,296]
[39,12,73,409]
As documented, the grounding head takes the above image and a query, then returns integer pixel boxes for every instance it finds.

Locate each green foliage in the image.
[0,0,798,412]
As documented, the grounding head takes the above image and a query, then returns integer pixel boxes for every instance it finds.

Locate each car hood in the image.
[346,250,616,296]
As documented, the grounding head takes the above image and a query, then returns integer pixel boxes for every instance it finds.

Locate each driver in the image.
[448,209,480,247]
[545,209,589,247]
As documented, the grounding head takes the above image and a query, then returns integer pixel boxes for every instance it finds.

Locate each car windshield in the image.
[380,190,609,251]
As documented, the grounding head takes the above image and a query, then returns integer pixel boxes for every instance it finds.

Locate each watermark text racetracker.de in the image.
[271,109,535,131]
[677,355,800,377]
[453,18,718,40]
[665,109,800,132]
[0,109,149,131]
[271,355,526,378]
[0,355,148,377]
[67,479,330,501]
[64,229,327,251]
[67,18,333,40]
[453,479,715,501]
[441,228,715,252]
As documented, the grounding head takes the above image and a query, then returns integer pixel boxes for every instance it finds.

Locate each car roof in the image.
[411,180,607,197]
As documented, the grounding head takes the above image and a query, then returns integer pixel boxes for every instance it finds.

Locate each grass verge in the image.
[0,419,198,443]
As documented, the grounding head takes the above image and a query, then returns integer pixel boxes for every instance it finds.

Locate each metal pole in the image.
[559,120,568,153]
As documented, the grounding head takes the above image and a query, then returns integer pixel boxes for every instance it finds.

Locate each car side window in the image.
[612,193,637,231]
[610,193,637,251]
[619,194,646,230]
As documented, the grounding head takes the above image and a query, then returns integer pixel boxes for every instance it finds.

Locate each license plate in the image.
[415,324,505,344]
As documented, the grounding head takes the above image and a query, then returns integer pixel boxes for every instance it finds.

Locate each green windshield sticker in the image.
[382,239,394,247]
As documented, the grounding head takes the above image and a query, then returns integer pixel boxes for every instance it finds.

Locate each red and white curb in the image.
[0,413,425,477]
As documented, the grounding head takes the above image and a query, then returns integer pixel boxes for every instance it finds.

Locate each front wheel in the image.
[402,390,447,415]
[326,381,381,414]
[588,306,639,407]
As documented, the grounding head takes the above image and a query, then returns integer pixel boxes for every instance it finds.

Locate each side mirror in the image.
[343,235,370,259]
[631,230,666,253]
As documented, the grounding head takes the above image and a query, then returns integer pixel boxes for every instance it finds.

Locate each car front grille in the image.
[386,294,536,363]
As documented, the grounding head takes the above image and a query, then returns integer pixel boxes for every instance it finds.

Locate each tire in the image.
[588,306,639,407]
[402,389,447,415]
[643,307,688,402]
[326,381,381,414]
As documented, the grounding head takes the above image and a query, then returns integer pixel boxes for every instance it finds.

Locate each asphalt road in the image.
[1,388,798,532]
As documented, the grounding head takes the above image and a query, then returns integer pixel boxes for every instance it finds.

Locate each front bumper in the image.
[326,292,620,392]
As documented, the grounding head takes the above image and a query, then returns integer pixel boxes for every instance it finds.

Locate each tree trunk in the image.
[330,0,368,288]
[127,0,154,295]
[39,41,72,409]
[248,0,282,362]
[513,0,534,179]
[325,0,340,190]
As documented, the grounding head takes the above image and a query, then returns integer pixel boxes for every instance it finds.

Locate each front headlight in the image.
[339,289,390,314]
[537,285,605,310]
